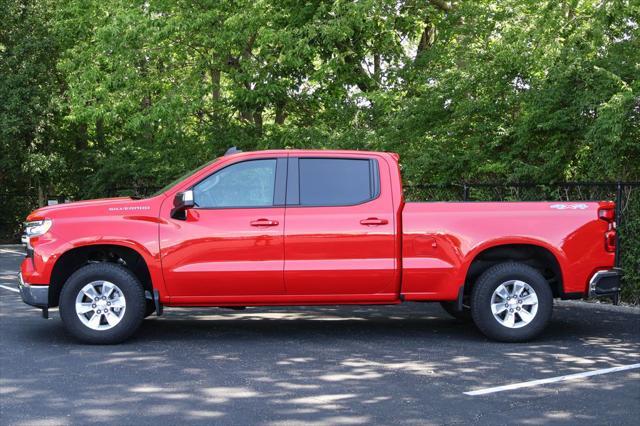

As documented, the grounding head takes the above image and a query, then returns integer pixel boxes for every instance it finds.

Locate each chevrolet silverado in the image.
[19,149,621,343]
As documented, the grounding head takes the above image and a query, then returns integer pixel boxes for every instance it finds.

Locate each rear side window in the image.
[297,158,379,206]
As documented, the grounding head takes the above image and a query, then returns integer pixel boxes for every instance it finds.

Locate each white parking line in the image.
[464,363,640,396]
[0,284,19,293]
[0,248,25,255]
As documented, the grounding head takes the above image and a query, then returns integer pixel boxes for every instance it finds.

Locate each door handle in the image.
[360,217,388,226]
[250,218,279,227]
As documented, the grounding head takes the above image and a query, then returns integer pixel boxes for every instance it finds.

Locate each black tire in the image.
[59,263,146,344]
[471,262,553,342]
[440,301,472,322]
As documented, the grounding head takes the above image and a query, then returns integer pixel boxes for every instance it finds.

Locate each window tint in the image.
[298,158,377,206]
[194,159,277,208]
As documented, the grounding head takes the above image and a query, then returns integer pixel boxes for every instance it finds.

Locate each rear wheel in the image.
[59,263,145,344]
[471,262,552,342]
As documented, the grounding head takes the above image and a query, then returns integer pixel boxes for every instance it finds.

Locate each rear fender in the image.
[457,237,568,293]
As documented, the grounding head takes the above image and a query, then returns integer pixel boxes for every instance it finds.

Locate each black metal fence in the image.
[404,181,639,228]
[406,181,640,234]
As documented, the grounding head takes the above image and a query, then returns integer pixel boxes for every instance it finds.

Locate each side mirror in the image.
[171,190,195,220]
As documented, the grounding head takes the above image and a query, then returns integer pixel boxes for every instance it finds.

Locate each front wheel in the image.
[59,263,146,344]
[471,262,552,342]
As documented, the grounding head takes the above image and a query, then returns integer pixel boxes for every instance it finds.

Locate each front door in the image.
[284,156,397,299]
[160,157,287,300]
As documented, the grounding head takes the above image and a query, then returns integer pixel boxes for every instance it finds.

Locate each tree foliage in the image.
[1,0,639,299]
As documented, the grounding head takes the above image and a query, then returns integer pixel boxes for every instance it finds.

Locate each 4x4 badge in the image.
[549,204,588,210]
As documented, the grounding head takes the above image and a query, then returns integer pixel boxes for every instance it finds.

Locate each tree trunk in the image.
[95,117,105,146]
[253,110,263,135]
[429,0,452,11]
[74,123,88,151]
[210,68,221,101]
[415,21,436,61]
[37,181,46,208]
[275,101,286,125]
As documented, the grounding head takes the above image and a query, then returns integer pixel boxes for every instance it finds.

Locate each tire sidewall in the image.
[59,263,145,344]
[471,263,553,342]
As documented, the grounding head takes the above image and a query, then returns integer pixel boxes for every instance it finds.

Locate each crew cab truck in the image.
[19,149,621,344]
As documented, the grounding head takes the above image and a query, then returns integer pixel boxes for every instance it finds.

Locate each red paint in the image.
[21,150,615,307]
[160,206,286,300]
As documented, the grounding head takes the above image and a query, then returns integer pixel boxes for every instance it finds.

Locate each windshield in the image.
[151,157,220,197]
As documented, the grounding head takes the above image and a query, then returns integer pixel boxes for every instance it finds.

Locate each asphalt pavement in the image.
[1,246,639,425]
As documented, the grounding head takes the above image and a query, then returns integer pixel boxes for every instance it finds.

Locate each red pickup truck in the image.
[19,149,621,344]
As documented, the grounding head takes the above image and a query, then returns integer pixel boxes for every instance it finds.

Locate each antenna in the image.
[224,146,242,156]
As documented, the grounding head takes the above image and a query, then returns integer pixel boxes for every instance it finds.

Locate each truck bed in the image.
[400,201,613,300]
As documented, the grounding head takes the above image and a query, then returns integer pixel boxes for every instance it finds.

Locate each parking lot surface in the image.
[1,246,639,425]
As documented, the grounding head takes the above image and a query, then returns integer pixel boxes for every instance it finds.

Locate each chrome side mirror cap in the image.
[171,190,195,220]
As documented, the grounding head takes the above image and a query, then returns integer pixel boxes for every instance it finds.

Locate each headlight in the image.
[24,219,53,237]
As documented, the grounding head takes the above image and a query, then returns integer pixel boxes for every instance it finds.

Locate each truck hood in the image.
[26,197,158,220]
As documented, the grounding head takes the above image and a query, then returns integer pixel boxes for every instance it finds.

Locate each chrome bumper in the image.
[588,269,622,298]
[18,273,49,308]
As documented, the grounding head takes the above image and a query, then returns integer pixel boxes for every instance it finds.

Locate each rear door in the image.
[283,154,397,299]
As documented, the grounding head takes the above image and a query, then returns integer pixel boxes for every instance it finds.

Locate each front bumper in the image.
[18,273,49,308]
[588,269,622,298]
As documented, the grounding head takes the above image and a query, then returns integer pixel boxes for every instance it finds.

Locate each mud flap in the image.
[153,289,163,316]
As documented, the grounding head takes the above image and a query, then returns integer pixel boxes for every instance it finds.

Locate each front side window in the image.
[193,159,277,208]
[298,158,378,206]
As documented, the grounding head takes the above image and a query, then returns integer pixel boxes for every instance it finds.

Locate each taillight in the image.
[598,207,615,223]
[605,230,616,252]
[599,205,617,252]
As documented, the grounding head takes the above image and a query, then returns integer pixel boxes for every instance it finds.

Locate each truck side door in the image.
[284,155,398,301]
[160,157,287,300]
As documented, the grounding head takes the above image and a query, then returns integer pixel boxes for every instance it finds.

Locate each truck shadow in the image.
[16,301,639,347]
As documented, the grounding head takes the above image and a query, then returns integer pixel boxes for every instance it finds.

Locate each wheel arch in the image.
[49,243,153,307]
[462,242,565,298]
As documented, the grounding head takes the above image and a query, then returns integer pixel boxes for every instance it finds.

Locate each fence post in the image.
[463,183,469,201]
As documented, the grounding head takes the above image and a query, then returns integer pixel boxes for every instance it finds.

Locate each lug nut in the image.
[107,302,111,306]
[516,307,520,311]
[102,296,106,300]
[509,308,514,312]
[92,304,96,308]
[96,310,101,314]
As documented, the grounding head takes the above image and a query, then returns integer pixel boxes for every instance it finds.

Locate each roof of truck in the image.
[223,149,399,160]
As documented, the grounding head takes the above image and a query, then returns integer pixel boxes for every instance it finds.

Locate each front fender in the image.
[24,215,167,298]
